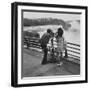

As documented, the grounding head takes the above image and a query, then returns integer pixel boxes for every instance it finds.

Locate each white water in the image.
[23,23,80,45]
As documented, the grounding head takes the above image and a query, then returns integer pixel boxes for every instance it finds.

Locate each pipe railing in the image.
[24,37,80,60]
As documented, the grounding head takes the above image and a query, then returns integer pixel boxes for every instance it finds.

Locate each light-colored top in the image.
[56,36,67,52]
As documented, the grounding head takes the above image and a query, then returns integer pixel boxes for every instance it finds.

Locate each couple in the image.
[40,27,68,65]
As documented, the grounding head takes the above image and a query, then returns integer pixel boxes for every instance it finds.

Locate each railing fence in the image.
[24,37,80,61]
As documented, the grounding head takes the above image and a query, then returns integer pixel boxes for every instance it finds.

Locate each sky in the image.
[23,11,80,21]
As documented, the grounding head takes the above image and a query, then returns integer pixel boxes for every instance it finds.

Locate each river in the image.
[23,24,80,45]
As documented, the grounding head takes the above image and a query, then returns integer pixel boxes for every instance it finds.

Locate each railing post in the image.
[64,49,68,58]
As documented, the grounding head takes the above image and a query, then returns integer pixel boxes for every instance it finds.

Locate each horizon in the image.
[23,12,80,21]
[23,17,80,22]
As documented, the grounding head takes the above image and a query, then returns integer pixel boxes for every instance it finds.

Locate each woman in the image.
[56,27,67,66]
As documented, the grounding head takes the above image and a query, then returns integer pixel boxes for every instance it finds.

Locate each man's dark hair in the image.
[57,28,63,37]
[47,29,52,33]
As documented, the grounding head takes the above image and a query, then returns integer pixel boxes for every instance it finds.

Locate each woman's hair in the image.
[57,27,63,37]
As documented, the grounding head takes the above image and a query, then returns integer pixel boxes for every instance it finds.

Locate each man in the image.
[40,29,53,65]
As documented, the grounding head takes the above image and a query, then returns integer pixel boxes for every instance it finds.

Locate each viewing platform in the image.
[22,37,80,77]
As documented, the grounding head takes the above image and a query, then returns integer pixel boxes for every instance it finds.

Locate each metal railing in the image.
[24,37,80,61]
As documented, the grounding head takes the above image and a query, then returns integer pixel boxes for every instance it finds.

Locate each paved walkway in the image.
[22,48,80,77]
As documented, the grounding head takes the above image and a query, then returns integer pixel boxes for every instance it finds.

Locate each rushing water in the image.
[23,25,80,45]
